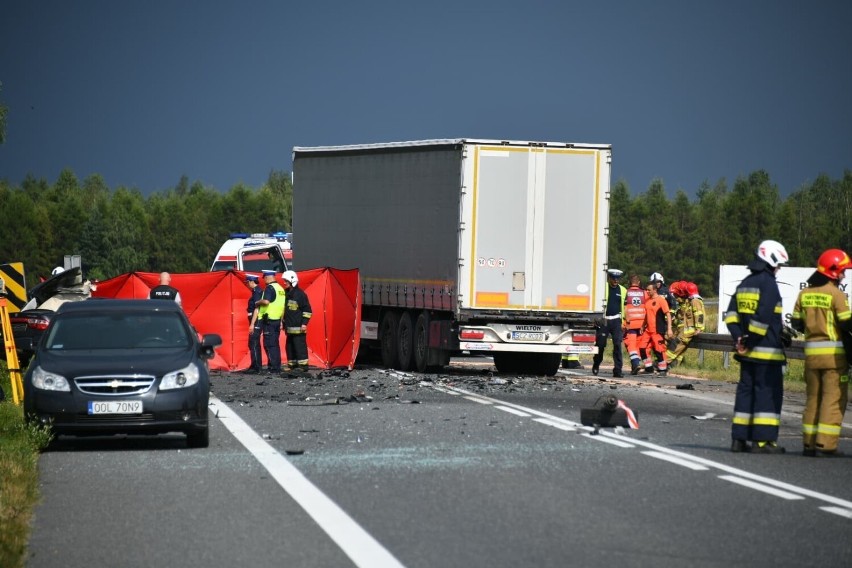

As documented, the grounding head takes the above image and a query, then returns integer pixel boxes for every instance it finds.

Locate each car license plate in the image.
[88,400,143,415]
[511,331,544,342]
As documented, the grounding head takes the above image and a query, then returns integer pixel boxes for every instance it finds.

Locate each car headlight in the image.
[160,363,201,390]
[31,366,71,392]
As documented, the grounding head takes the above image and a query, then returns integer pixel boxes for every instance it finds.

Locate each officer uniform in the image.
[149,284,180,304]
[283,282,312,371]
[791,249,852,456]
[258,270,286,372]
[593,269,626,377]
[245,275,263,373]
[724,241,788,454]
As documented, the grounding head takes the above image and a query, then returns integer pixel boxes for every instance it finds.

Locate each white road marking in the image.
[642,450,709,471]
[210,396,406,568]
[494,405,530,417]
[532,417,576,431]
[464,396,492,404]
[718,475,805,500]
[820,506,852,519]
[436,384,852,514]
[581,433,635,448]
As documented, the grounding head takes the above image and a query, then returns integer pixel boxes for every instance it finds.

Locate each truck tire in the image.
[380,311,400,369]
[493,352,521,374]
[538,354,562,376]
[397,311,415,371]
[413,311,430,372]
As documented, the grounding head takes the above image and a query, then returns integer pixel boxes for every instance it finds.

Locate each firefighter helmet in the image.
[649,272,664,284]
[686,282,700,297]
[756,240,789,268]
[282,270,299,287]
[816,249,852,280]
[669,281,688,298]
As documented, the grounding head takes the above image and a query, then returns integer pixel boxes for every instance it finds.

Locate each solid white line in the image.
[642,451,709,471]
[532,418,576,431]
[431,386,460,395]
[210,396,406,568]
[494,405,530,417]
[820,506,852,519]
[581,433,635,448]
[718,475,805,500]
[463,396,492,405]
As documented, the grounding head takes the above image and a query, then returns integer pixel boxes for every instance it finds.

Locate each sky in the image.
[1,0,851,197]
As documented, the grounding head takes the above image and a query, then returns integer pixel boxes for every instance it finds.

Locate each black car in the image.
[23,299,221,448]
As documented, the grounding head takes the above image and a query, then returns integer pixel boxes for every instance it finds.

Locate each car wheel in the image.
[187,426,209,448]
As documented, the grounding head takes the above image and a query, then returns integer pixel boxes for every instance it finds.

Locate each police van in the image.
[210,232,293,273]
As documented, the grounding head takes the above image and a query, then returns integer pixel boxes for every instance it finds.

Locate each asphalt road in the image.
[26,359,852,568]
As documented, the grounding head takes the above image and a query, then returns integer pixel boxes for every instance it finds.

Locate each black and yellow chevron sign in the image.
[0,263,27,313]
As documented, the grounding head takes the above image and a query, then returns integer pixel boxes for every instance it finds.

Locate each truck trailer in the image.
[292,139,612,375]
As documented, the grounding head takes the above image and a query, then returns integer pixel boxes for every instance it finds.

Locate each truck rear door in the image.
[460,143,610,313]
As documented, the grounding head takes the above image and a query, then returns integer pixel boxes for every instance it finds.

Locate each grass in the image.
[0,364,53,568]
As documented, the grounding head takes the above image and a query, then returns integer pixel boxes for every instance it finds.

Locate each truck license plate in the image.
[511,331,544,342]
[88,400,143,415]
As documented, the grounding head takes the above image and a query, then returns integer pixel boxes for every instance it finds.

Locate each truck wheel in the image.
[493,352,520,374]
[539,354,562,376]
[380,311,400,369]
[397,311,415,371]
[413,311,430,372]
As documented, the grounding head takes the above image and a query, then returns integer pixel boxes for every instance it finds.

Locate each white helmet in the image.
[282,270,299,287]
[51,266,65,276]
[649,272,664,284]
[756,240,789,268]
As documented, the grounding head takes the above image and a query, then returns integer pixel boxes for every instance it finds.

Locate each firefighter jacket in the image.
[680,296,705,338]
[724,268,786,364]
[624,286,648,330]
[283,285,312,335]
[259,282,286,320]
[791,281,852,369]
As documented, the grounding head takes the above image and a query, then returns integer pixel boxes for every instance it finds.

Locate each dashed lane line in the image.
[210,396,407,568]
[494,405,531,417]
[642,450,709,471]
[718,475,805,500]
[435,385,852,517]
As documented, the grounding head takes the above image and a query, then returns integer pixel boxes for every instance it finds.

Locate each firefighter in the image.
[623,274,648,375]
[256,270,286,373]
[649,271,677,311]
[149,271,182,306]
[592,268,626,378]
[791,249,852,457]
[561,354,584,369]
[666,281,705,368]
[281,270,312,373]
[245,274,263,373]
[724,239,789,454]
[638,281,673,375]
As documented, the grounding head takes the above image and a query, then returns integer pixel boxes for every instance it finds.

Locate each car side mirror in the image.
[200,334,222,359]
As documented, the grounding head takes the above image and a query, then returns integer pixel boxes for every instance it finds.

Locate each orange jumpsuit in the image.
[639,295,671,372]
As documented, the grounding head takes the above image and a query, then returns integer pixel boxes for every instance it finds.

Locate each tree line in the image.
[1,167,850,295]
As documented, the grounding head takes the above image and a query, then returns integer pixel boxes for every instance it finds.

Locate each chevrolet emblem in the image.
[109,379,122,390]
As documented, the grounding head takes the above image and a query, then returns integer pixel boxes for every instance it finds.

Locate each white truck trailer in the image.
[292,139,612,375]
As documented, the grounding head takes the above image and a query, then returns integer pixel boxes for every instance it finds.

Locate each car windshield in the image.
[46,311,191,350]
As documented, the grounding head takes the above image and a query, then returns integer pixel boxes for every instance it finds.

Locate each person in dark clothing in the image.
[245,274,263,373]
[281,270,312,373]
[592,268,626,378]
[149,272,182,306]
[724,239,789,454]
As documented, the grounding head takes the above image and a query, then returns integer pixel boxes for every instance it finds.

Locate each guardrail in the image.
[689,333,804,368]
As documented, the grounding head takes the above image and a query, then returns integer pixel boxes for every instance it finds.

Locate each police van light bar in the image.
[229,232,250,239]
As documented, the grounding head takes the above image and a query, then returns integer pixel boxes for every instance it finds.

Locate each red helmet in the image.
[816,249,852,280]
[669,281,688,298]
[686,282,699,297]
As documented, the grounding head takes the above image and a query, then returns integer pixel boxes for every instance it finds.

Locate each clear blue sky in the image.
[1,0,850,197]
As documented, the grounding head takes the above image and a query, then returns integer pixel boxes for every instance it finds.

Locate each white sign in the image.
[717,266,852,334]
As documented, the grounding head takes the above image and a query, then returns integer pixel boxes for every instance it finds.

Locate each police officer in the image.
[245,274,263,373]
[791,249,852,457]
[149,272,182,306]
[592,268,626,378]
[281,270,312,373]
[724,239,789,454]
[256,270,285,373]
